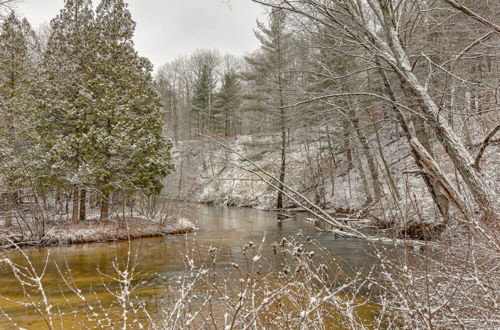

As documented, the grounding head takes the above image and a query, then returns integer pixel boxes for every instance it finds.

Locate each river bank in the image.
[0,205,379,329]
[167,132,439,217]
[164,130,499,239]
[0,204,496,329]
[0,217,196,249]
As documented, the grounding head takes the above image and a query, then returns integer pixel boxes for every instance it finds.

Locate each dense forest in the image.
[0,0,173,230]
[157,0,499,239]
[0,0,498,328]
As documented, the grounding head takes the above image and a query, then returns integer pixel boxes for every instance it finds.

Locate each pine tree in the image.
[191,64,216,134]
[38,0,95,222]
[213,71,241,137]
[0,12,38,204]
[245,9,292,210]
[89,0,173,219]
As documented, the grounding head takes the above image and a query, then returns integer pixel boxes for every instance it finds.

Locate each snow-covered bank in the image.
[0,217,196,249]
[164,127,498,238]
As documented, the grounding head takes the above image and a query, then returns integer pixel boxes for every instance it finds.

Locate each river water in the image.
[0,204,378,328]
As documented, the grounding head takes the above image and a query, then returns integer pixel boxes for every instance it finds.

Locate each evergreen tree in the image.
[89,0,173,219]
[0,12,38,204]
[245,9,293,209]
[241,52,272,135]
[191,64,215,134]
[213,71,241,137]
[38,0,95,222]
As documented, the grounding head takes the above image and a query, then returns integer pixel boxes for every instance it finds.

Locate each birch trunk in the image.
[379,13,499,219]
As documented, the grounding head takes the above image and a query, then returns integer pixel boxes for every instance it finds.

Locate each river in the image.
[0,204,379,328]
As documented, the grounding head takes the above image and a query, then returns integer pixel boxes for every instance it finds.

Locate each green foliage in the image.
[84,0,173,195]
[37,0,95,187]
[0,12,39,187]
[213,71,241,136]
[243,9,293,131]
[1,0,174,197]
[191,64,216,134]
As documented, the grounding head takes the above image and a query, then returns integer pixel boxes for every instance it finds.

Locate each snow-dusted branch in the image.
[440,0,500,33]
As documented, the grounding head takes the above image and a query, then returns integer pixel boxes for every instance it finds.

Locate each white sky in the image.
[15,0,266,70]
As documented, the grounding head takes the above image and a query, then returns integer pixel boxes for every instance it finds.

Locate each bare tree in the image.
[251,0,499,225]
[0,0,18,16]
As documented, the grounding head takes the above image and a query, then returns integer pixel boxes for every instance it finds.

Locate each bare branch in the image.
[474,125,500,171]
[440,0,500,33]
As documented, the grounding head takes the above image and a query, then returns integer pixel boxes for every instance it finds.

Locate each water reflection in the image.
[0,204,377,327]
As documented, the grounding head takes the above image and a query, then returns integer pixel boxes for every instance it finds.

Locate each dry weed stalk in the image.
[0,231,498,329]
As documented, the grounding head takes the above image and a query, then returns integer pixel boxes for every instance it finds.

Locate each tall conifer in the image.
[191,64,216,134]
[0,12,38,203]
[39,0,95,222]
[89,0,172,218]
[213,71,241,137]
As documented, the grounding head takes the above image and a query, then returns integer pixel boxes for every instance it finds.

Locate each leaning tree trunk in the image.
[400,81,451,220]
[399,58,498,218]
[378,63,450,221]
[377,16,499,221]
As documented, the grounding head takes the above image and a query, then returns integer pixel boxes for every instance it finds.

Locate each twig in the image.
[474,124,500,171]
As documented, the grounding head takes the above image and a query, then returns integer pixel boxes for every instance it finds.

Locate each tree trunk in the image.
[277,99,287,210]
[348,103,382,201]
[276,70,286,210]
[342,118,353,171]
[409,138,467,217]
[414,116,450,219]
[354,143,372,204]
[100,192,110,220]
[378,63,450,221]
[374,117,401,200]
[401,82,451,220]
[79,188,86,221]
[324,124,337,167]
[72,188,79,224]
[382,18,499,220]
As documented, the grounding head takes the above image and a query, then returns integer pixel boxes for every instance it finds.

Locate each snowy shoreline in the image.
[0,217,196,250]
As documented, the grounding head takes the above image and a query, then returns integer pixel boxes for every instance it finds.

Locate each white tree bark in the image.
[252,0,499,221]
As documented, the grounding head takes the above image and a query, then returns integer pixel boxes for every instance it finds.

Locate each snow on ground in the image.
[164,126,499,232]
[0,217,196,248]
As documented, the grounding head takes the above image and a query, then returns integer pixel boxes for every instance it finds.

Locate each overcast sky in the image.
[15,0,266,70]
